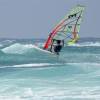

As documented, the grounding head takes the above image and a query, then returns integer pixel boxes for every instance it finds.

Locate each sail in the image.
[43,5,85,49]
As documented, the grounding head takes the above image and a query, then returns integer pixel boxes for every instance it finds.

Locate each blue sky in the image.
[0,0,100,39]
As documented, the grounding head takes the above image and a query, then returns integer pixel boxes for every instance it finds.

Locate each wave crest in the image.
[2,43,34,54]
[69,42,100,47]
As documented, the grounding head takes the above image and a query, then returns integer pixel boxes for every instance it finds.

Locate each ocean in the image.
[0,38,100,100]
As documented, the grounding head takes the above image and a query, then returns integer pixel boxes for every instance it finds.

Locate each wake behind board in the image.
[33,45,55,55]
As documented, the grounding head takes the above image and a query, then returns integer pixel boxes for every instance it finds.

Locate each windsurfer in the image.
[50,39,64,55]
[43,5,85,55]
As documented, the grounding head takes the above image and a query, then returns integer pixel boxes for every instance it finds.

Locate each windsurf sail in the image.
[43,5,85,50]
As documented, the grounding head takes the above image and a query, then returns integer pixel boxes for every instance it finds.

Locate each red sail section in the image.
[43,18,67,49]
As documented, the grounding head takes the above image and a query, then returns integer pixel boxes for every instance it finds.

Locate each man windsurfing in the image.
[49,39,64,55]
[43,5,85,55]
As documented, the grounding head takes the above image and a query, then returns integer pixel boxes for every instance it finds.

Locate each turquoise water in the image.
[0,38,100,100]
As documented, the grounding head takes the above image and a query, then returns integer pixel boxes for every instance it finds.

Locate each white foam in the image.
[0,40,14,44]
[0,84,100,100]
[0,96,22,100]
[0,63,60,68]
[69,42,100,47]
[0,95,100,100]
[1,43,46,54]
[0,40,15,47]
[20,87,100,99]
[29,86,100,99]
[2,43,34,54]
[13,63,56,67]
[0,62,100,69]
[67,62,100,66]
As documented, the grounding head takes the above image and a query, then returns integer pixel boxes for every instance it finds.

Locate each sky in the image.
[0,0,100,39]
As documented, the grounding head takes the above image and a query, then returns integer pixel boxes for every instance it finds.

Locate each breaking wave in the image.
[0,63,61,68]
[70,42,100,47]
[1,62,100,69]
[2,41,100,55]
[1,43,35,54]
[0,84,100,100]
